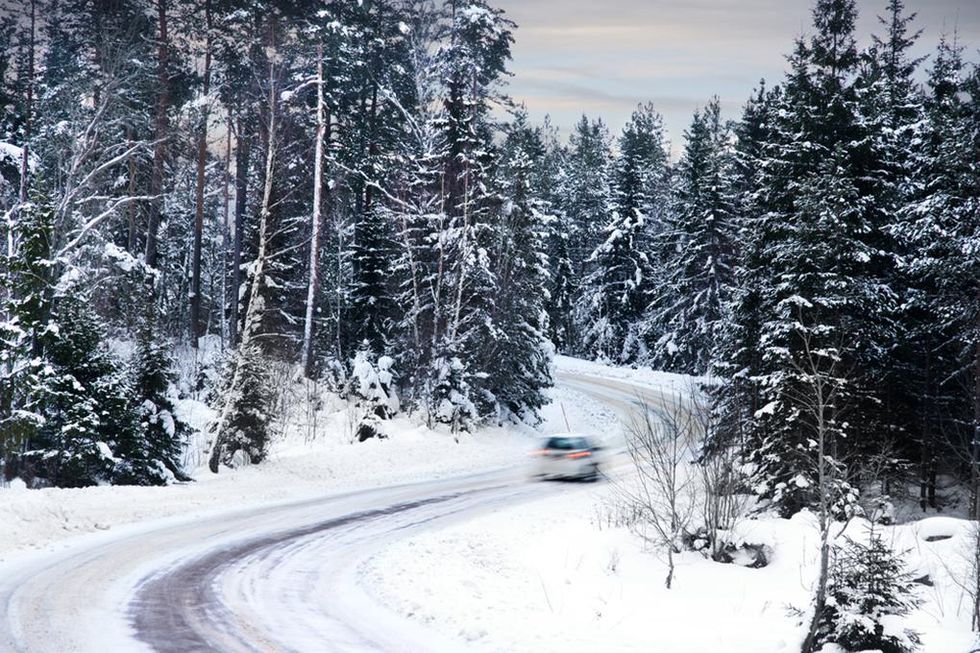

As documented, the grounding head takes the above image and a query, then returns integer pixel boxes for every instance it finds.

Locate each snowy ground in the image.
[359,361,980,653]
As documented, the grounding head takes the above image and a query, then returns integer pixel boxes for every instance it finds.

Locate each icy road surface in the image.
[0,370,676,653]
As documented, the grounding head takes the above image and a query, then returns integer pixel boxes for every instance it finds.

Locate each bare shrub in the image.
[615,391,699,589]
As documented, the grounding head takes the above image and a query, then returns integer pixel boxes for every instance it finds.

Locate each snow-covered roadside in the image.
[555,354,706,395]
[0,398,535,558]
[0,356,611,558]
[362,482,978,652]
[0,426,529,557]
[360,362,980,653]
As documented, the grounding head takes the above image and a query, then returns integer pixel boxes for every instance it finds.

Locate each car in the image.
[531,434,604,482]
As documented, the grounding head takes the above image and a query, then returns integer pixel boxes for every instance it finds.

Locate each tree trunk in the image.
[973,313,980,520]
[144,0,170,270]
[230,117,250,347]
[221,114,232,348]
[17,0,35,213]
[301,41,326,378]
[190,0,213,347]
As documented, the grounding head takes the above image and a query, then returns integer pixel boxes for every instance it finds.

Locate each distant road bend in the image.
[0,370,671,653]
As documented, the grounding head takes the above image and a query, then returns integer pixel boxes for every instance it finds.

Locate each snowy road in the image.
[0,370,672,653]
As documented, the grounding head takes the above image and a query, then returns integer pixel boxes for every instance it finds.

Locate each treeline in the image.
[1,0,978,516]
[549,0,980,518]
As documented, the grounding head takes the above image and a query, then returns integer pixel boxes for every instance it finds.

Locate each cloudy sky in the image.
[494,0,980,152]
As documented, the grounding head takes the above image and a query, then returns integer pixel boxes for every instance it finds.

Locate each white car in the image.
[531,434,603,482]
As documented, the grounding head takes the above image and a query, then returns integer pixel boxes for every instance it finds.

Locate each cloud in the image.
[495,0,980,143]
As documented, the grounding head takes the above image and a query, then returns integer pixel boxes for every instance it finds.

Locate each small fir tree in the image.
[818,533,922,653]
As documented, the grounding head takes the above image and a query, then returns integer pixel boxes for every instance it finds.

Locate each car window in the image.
[545,437,590,450]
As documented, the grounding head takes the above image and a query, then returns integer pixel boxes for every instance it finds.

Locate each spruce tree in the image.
[649,97,736,375]
[127,314,190,482]
[557,115,613,300]
[895,37,980,514]
[482,112,553,422]
[818,534,921,653]
[576,105,667,364]
[738,0,899,514]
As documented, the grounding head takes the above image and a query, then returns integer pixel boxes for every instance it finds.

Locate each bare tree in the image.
[692,387,749,560]
[616,391,699,589]
[786,321,855,653]
[208,24,280,473]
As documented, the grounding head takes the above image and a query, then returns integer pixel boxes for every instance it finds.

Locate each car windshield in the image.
[545,437,589,450]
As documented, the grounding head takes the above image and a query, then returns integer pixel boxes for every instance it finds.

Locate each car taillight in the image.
[567,451,591,459]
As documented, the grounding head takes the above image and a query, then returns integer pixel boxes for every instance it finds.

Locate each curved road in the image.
[0,370,671,653]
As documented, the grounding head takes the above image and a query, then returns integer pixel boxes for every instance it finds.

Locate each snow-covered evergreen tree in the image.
[649,97,736,374]
[892,36,980,514]
[575,104,668,364]
[482,111,553,423]
[556,115,613,308]
[127,314,190,483]
[349,345,400,442]
[818,533,921,653]
[729,0,900,514]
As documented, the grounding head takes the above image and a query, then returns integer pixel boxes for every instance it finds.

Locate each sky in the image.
[495,0,980,154]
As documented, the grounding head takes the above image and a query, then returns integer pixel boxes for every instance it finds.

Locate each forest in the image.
[0,0,979,527]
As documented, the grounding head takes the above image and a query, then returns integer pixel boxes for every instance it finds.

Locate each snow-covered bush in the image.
[124,320,191,483]
[349,348,400,442]
[817,533,922,653]
[426,355,476,436]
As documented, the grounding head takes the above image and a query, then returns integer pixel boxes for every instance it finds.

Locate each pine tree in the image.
[735,0,899,515]
[127,314,190,482]
[649,97,736,375]
[22,291,143,487]
[713,82,780,450]
[482,112,553,422]
[0,194,54,477]
[861,0,940,507]
[818,533,921,653]
[557,115,613,319]
[576,105,667,363]
[895,37,980,515]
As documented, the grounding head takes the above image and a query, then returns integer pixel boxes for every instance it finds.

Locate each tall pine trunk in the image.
[190,0,213,347]
[144,0,170,270]
[17,0,34,215]
[301,42,326,378]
